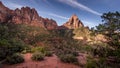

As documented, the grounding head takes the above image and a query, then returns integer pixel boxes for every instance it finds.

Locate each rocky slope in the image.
[0,1,58,29]
[63,14,84,29]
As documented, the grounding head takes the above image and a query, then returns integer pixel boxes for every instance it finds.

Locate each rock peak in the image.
[63,14,84,29]
[71,14,78,18]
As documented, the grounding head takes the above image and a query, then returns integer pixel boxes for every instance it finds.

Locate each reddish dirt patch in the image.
[2,53,86,68]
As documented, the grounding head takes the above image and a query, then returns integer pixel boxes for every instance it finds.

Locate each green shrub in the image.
[72,51,79,56]
[85,60,97,68]
[45,51,53,57]
[107,49,120,63]
[6,53,24,64]
[31,46,46,53]
[85,57,110,68]
[85,58,98,68]
[92,44,110,57]
[59,54,78,64]
[0,39,25,61]
[31,52,44,61]
[97,58,109,68]
[22,45,31,54]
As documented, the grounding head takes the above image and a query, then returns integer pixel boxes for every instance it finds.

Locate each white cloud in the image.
[5,2,22,9]
[49,13,69,20]
[58,0,102,16]
[4,2,23,9]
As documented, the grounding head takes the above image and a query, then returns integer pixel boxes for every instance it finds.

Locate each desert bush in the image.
[97,58,109,68]
[0,39,25,61]
[85,56,98,68]
[31,52,44,61]
[45,51,53,57]
[91,43,111,57]
[107,49,120,63]
[79,45,93,54]
[31,46,46,53]
[6,53,24,64]
[22,45,32,54]
[31,46,53,57]
[59,54,78,64]
[85,59,97,68]
[71,51,79,56]
[85,56,112,68]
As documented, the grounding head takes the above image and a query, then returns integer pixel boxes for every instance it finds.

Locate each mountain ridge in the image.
[0,1,58,30]
[0,1,86,30]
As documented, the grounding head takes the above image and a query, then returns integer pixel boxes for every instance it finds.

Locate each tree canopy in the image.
[95,11,120,47]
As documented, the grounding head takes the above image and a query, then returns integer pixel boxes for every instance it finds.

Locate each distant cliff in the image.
[0,1,58,30]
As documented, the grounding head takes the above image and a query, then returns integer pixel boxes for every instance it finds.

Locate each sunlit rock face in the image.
[0,1,58,29]
[63,14,84,29]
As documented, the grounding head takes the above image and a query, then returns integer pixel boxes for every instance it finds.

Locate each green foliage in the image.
[0,39,24,61]
[85,58,97,68]
[50,40,79,57]
[85,56,108,68]
[97,58,109,68]
[31,46,53,57]
[45,51,53,57]
[31,52,44,61]
[49,29,74,39]
[22,45,32,54]
[31,46,47,53]
[73,27,90,37]
[90,12,120,67]
[59,54,78,64]
[107,49,120,63]
[0,24,9,39]
[72,51,79,56]
[95,11,120,47]
[79,45,93,54]
[92,45,109,57]
[6,53,24,64]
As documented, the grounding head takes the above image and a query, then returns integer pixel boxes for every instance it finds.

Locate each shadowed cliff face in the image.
[63,14,84,29]
[0,1,58,30]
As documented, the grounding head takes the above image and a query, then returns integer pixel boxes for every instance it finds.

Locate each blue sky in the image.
[0,0,120,28]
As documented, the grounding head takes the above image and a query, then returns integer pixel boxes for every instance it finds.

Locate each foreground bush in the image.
[85,58,97,68]
[0,39,25,61]
[6,53,24,64]
[45,51,53,57]
[31,46,46,53]
[31,52,44,61]
[59,54,78,64]
[22,45,32,54]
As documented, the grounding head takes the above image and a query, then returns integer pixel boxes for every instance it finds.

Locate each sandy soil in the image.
[1,53,86,68]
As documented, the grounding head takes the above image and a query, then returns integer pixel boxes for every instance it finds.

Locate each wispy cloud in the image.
[37,11,69,20]
[30,0,54,10]
[48,13,69,20]
[6,2,22,9]
[58,0,102,16]
[42,0,50,4]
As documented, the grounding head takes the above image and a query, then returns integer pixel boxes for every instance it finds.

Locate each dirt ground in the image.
[1,53,86,68]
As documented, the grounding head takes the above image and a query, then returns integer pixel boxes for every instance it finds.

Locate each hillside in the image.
[0,1,120,68]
